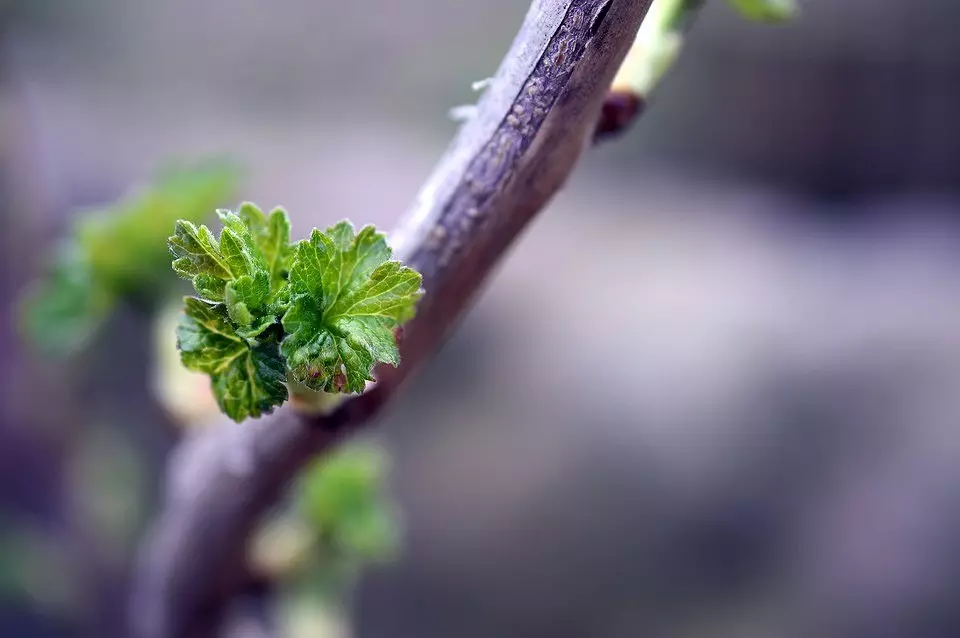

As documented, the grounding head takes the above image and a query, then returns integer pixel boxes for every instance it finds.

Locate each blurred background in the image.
[4,0,960,636]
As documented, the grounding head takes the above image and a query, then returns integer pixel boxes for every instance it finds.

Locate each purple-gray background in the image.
[3,1,960,636]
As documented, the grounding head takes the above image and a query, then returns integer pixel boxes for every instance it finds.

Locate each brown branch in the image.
[129,2,654,637]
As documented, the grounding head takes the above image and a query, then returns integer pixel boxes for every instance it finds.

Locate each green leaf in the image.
[727,0,797,22]
[281,223,422,393]
[77,161,239,296]
[177,297,287,421]
[19,247,114,356]
[169,220,232,280]
[168,213,422,421]
[225,271,271,331]
[19,161,238,357]
[194,274,227,302]
[239,202,294,293]
[296,444,400,560]
[169,208,293,338]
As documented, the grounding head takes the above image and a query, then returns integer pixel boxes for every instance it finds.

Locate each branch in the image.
[131,2,655,637]
[220,580,278,638]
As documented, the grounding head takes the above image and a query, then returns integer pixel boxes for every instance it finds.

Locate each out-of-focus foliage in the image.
[297,443,400,562]
[18,243,115,358]
[727,0,797,22]
[611,0,798,126]
[80,165,240,296]
[248,441,400,615]
[19,162,240,356]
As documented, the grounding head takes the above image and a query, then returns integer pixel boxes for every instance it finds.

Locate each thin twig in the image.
[130,2,654,637]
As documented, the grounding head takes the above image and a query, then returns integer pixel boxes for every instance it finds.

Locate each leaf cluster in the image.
[169,205,422,422]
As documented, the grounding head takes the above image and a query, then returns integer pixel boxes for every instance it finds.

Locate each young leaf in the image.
[727,0,797,22]
[177,297,287,421]
[168,220,232,283]
[19,162,238,357]
[76,162,240,297]
[238,202,294,294]
[19,248,114,356]
[297,444,400,560]
[168,208,293,338]
[281,222,422,393]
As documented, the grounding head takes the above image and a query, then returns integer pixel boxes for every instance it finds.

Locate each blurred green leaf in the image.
[19,245,113,356]
[297,443,400,562]
[169,206,292,338]
[81,162,240,296]
[727,0,797,22]
[19,161,240,357]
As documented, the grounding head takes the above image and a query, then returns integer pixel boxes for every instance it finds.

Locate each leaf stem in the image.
[285,372,347,416]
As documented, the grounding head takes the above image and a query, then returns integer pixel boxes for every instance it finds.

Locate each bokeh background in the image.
[4,0,960,636]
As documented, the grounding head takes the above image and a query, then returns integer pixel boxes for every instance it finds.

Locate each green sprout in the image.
[169,205,423,422]
[608,0,797,119]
